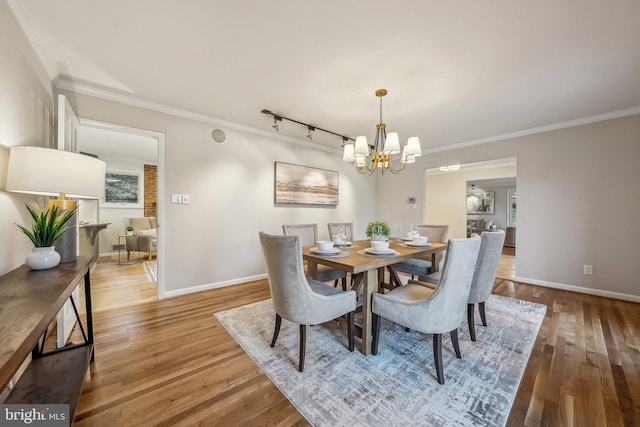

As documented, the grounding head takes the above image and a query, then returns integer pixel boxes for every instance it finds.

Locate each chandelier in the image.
[342,89,422,175]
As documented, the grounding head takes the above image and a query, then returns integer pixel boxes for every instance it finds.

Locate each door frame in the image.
[78,118,167,299]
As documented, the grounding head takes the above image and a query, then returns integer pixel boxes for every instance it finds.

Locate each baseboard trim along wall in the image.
[514,276,640,303]
[163,273,268,298]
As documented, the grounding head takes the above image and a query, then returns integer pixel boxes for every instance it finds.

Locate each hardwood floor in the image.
[74,254,640,426]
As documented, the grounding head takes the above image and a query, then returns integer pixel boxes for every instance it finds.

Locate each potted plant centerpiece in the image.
[16,202,77,270]
[366,220,391,241]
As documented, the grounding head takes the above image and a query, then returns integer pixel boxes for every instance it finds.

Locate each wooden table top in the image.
[0,256,94,389]
[302,239,446,274]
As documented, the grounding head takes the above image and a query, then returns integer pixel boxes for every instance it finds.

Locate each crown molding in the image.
[7,0,57,80]
[423,105,640,155]
[55,79,342,155]
[56,79,640,158]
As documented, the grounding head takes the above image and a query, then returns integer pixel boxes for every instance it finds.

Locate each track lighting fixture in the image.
[261,109,353,144]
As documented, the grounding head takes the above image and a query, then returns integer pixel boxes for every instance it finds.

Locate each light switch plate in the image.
[182,194,190,205]
[171,194,182,204]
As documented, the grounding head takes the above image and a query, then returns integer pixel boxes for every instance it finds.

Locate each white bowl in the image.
[412,236,428,245]
[371,241,390,252]
[317,240,334,252]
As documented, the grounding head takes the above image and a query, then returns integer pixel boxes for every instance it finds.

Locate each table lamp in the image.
[6,146,106,263]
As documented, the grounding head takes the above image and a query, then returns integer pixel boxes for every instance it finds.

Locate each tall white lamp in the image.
[6,146,106,262]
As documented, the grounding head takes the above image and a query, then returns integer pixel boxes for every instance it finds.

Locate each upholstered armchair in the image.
[390,224,450,281]
[282,223,348,290]
[415,230,506,341]
[259,232,356,372]
[124,217,157,261]
[372,237,481,384]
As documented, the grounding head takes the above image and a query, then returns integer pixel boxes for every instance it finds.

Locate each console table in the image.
[0,255,95,422]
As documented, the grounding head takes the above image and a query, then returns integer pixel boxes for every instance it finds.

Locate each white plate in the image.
[364,247,395,255]
[405,242,431,247]
[310,247,341,255]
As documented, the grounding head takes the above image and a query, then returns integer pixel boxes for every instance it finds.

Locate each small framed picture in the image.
[102,171,143,208]
[466,192,494,214]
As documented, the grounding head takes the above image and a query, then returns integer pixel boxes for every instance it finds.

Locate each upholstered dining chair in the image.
[259,232,356,372]
[390,224,449,281]
[413,230,506,341]
[372,237,481,384]
[282,223,348,289]
[327,222,354,242]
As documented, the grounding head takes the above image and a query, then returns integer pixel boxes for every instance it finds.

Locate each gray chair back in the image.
[327,223,353,239]
[416,224,449,242]
[259,232,354,325]
[416,237,481,333]
[468,231,506,304]
[282,223,318,246]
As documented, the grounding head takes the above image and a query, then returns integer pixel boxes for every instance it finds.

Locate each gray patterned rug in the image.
[215,295,545,426]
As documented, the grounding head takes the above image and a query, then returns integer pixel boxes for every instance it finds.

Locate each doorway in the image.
[76,119,166,300]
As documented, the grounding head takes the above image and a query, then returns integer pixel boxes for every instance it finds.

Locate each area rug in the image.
[215,296,546,427]
[143,260,157,283]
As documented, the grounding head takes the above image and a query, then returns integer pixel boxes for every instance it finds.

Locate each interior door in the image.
[56,94,81,348]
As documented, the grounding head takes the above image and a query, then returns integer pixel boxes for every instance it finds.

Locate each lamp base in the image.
[49,199,78,263]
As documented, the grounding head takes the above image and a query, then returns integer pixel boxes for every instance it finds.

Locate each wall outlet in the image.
[583,265,593,275]
[171,194,182,204]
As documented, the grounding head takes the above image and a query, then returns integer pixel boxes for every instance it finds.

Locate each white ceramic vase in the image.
[26,246,61,270]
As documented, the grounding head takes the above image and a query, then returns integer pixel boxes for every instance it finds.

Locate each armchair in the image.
[124,217,157,261]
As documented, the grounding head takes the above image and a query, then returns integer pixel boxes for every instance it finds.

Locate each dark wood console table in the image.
[0,255,95,422]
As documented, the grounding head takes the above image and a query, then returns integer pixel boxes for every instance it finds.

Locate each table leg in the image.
[307,261,318,279]
[361,268,377,355]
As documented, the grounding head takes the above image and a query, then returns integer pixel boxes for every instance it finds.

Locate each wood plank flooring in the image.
[73,255,640,426]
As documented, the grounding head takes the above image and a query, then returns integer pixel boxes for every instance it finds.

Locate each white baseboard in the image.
[163,273,268,298]
[514,276,640,303]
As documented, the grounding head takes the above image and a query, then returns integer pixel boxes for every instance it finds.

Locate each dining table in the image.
[302,238,447,355]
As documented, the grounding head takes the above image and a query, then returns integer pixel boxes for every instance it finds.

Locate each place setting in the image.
[358,240,400,257]
[310,240,349,258]
[400,233,432,248]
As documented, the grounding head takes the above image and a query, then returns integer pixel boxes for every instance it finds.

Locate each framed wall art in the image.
[274,162,339,206]
[466,191,494,214]
[102,171,143,208]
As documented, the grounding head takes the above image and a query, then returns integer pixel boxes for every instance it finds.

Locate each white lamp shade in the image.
[354,136,369,156]
[355,156,366,167]
[342,143,355,162]
[7,146,106,199]
[405,137,422,157]
[383,132,400,154]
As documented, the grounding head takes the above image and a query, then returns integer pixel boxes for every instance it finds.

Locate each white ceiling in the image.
[12,0,640,152]
[78,126,157,164]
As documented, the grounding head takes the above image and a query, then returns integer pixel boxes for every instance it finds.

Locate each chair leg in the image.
[334,279,339,288]
[347,311,354,352]
[270,314,282,347]
[372,314,381,355]
[341,277,347,291]
[299,324,306,372]
[450,329,462,358]
[468,303,476,342]
[433,334,444,384]
[479,301,487,326]
[127,250,131,261]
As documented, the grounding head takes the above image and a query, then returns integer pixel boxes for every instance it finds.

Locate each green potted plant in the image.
[16,202,78,270]
[366,221,391,241]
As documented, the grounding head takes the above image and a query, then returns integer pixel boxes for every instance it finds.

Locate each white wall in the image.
[378,115,640,300]
[425,165,517,239]
[0,2,54,275]
[56,90,376,296]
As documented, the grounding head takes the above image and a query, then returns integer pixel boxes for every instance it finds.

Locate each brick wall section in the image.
[144,164,157,217]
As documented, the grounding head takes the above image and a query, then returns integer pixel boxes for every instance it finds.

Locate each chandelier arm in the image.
[387,158,407,174]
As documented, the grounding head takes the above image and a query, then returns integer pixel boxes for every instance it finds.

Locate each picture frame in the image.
[102,171,143,208]
[466,191,494,214]
[274,162,339,206]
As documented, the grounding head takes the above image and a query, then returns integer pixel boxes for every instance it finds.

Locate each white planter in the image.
[26,246,61,270]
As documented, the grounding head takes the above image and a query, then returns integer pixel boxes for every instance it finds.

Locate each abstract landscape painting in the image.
[274,162,338,205]
[104,171,141,206]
